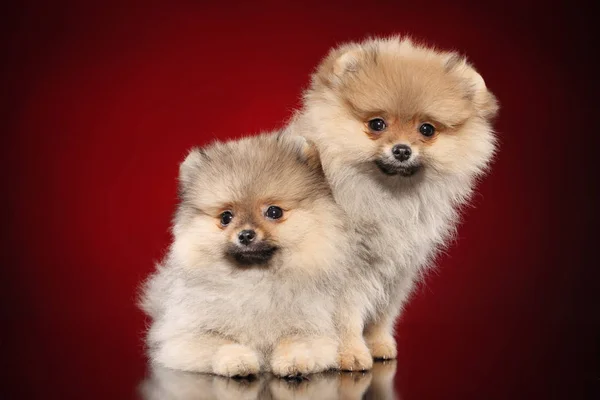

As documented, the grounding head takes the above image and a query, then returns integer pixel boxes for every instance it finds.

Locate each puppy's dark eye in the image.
[368,118,387,132]
[419,123,436,137]
[265,206,283,220]
[220,211,233,226]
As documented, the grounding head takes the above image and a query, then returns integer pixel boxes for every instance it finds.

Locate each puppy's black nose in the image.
[392,144,412,162]
[238,230,256,246]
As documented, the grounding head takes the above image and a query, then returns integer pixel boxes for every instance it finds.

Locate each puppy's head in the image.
[172,133,347,271]
[304,36,498,180]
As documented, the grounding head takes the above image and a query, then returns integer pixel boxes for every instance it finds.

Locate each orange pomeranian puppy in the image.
[285,36,499,369]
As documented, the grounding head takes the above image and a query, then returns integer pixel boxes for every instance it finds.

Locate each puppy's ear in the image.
[178,147,205,198]
[446,54,499,120]
[332,48,362,77]
[298,137,323,171]
[279,133,323,171]
[313,43,364,88]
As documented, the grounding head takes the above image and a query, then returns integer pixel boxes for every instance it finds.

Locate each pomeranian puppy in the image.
[285,36,499,369]
[140,133,358,377]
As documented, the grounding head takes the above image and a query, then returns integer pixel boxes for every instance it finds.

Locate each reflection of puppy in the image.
[337,372,373,400]
[140,133,355,377]
[211,377,269,400]
[138,366,268,400]
[139,366,393,400]
[269,375,339,400]
[287,36,498,367]
[365,361,400,400]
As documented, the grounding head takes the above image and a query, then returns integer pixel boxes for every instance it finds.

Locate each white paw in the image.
[366,333,397,360]
[270,338,336,377]
[212,344,260,377]
[338,339,373,371]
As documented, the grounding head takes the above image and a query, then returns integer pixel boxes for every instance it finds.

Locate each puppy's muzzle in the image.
[375,144,422,177]
[226,239,278,266]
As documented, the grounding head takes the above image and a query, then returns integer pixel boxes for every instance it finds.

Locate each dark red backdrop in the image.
[2,1,598,399]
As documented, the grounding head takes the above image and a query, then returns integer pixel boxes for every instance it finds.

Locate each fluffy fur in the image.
[140,133,361,377]
[284,36,499,367]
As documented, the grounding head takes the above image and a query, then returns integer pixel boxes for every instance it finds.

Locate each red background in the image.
[2,1,598,399]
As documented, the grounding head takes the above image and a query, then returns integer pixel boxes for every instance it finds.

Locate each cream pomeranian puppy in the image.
[140,133,360,377]
[284,36,499,369]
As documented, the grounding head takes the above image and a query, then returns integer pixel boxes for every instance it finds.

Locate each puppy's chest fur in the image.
[160,264,339,351]
[330,165,464,314]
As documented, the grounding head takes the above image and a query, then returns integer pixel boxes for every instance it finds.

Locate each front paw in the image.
[271,347,317,377]
[366,333,397,360]
[212,344,260,377]
[338,339,373,371]
[270,339,336,377]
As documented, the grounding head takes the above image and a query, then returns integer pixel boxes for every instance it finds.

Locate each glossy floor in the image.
[141,362,398,400]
